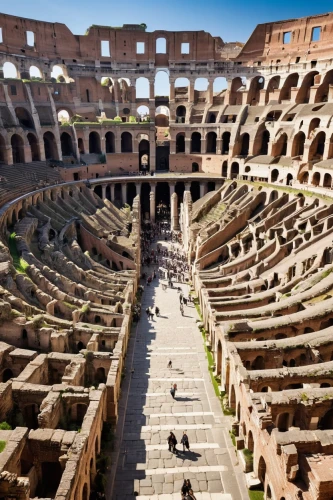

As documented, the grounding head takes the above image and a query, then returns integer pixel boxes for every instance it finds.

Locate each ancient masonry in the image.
[0,8,333,500]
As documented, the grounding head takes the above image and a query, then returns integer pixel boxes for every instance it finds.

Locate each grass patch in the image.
[0,441,6,453]
[243,448,253,467]
[229,430,236,446]
[248,490,264,500]
[8,233,29,274]
[0,422,11,430]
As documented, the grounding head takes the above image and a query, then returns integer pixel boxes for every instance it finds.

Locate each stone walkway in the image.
[109,241,248,500]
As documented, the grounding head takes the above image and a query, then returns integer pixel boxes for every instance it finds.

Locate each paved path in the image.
[109,241,248,500]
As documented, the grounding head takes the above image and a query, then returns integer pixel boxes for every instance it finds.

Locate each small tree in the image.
[129,116,137,123]
[114,116,122,122]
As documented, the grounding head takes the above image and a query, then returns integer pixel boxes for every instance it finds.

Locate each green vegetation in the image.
[301,392,309,402]
[31,315,45,330]
[243,448,254,468]
[8,233,29,274]
[0,422,12,430]
[63,301,77,310]
[0,441,6,453]
[229,430,236,446]
[81,304,90,314]
[249,490,264,500]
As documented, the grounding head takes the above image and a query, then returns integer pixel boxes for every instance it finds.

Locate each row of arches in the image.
[175,131,230,154]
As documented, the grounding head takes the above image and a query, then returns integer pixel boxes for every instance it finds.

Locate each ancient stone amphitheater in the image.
[1,9,333,500]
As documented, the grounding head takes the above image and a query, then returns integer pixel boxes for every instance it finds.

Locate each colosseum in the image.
[1,9,333,500]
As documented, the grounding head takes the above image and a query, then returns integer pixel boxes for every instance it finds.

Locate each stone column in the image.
[150,184,156,222]
[207,79,214,104]
[110,183,115,202]
[135,183,141,197]
[185,138,191,154]
[169,79,175,101]
[121,183,127,205]
[188,79,195,103]
[169,182,175,196]
[200,182,207,198]
[185,182,191,192]
[149,79,155,100]
[171,192,179,231]
[102,185,106,200]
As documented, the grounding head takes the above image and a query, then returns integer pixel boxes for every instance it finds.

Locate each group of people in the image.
[145,305,160,320]
[167,431,190,453]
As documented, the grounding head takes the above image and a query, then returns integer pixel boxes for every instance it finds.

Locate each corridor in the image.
[110,239,247,500]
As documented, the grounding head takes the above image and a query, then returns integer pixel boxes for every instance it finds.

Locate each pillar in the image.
[207,79,214,104]
[102,185,106,200]
[171,192,179,231]
[169,182,175,196]
[149,79,155,100]
[135,183,141,197]
[185,138,191,154]
[188,79,195,103]
[185,182,191,192]
[150,186,156,222]
[110,183,115,202]
[170,79,175,101]
[200,182,207,198]
[121,183,127,205]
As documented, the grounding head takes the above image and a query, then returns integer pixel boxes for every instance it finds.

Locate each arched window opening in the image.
[3,62,18,78]
[222,161,228,177]
[15,108,34,129]
[137,105,150,122]
[260,130,270,155]
[139,138,149,172]
[27,133,40,161]
[273,133,288,157]
[57,109,70,124]
[222,132,230,154]
[291,132,305,157]
[191,132,201,153]
[105,132,115,153]
[78,138,85,154]
[89,132,101,154]
[309,131,325,161]
[312,172,320,186]
[240,133,250,156]
[248,76,265,105]
[43,131,58,160]
[231,162,239,179]
[51,65,66,82]
[156,37,167,53]
[176,133,185,153]
[296,71,318,104]
[279,73,299,101]
[60,132,73,156]
[176,105,186,124]
[121,132,133,153]
[271,169,279,182]
[155,71,170,97]
[192,162,199,173]
[206,132,217,153]
[11,134,25,163]
[135,77,149,99]
[29,65,42,79]
[308,118,321,138]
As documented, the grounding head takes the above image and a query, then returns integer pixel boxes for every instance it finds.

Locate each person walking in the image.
[186,490,197,499]
[148,307,154,320]
[170,385,175,398]
[181,479,192,497]
[180,302,184,316]
[181,431,190,452]
[155,306,160,317]
[167,360,172,369]
[167,431,177,453]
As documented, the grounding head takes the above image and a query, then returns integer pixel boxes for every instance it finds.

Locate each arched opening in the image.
[77,341,84,351]
[277,412,290,431]
[222,161,228,177]
[216,340,222,375]
[155,182,170,217]
[60,132,73,156]
[15,108,34,129]
[51,64,66,82]
[37,462,63,497]
[265,76,280,103]
[175,181,185,205]
[258,456,266,486]
[176,105,186,124]
[135,77,149,99]
[229,385,236,409]
[206,132,217,153]
[231,162,239,179]
[239,133,250,156]
[82,483,88,500]
[0,134,7,164]
[105,132,115,153]
[291,132,305,157]
[272,133,288,157]
[229,77,245,105]
[267,485,272,499]
[309,131,325,161]
[155,105,169,126]
[286,173,293,186]
[308,118,321,138]
[247,76,264,105]
[78,138,85,154]
[296,71,318,104]
[29,65,42,79]
[213,77,227,93]
[260,130,270,155]
[11,134,25,163]
[121,132,133,153]
[176,133,185,153]
[2,368,13,382]
[154,70,170,97]
[156,37,167,53]
[191,132,201,153]
[43,131,59,160]
[279,73,299,101]
[324,173,332,188]
[271,169,279,182]
[27,133,40,161]
[3,61,18,78]
[192,162,199,173]
[89,132,101,154]
[315,70,333,103]
[247,430,254,452]
[137,105,150,123]
[139,138,149,171]
[318,409,333,431]
[127,183,137,207]
[222,132,230,154]
[252,356,265,370]
[312,172,320,186]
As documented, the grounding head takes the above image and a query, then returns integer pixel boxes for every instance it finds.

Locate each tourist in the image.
[181,431,190,452]
[181,479,192,497]
[180,303,184,316]
[167,431,177,452]
[186,489,197,499]
[155,306,160,316]
[170,384,175,398]
[149,308,154,320]
[167,360,172,369]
